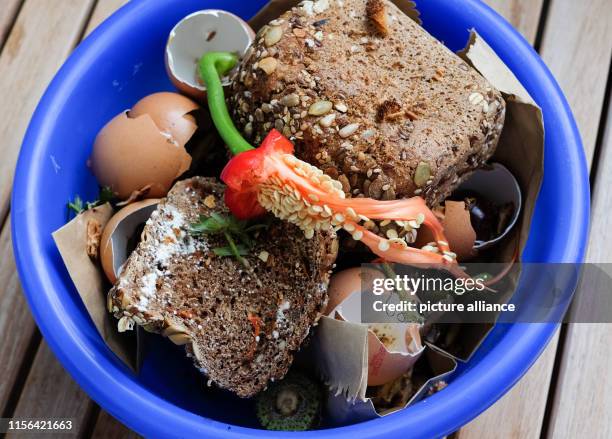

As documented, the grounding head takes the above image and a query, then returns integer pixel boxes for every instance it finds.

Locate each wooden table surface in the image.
[1,0,610,437]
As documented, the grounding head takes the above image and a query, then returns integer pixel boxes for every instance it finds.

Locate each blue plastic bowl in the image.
[12,0,588,437]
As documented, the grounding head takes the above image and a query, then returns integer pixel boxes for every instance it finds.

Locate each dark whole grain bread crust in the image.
[108,177,337,397]
[230,0,506,206]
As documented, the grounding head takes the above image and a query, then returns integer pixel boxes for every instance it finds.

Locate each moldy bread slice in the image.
[108,177,337,397]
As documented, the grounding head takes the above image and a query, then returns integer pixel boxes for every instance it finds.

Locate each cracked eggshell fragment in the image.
[129,92,199,146]
[441,200,477,261]
[165,10,255,99]
[415,200,477,261]
[100,199,159,284]
[90,92,197,200]
[326,268,425,387]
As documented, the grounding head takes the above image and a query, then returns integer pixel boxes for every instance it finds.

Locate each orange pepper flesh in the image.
[221,130,460,272]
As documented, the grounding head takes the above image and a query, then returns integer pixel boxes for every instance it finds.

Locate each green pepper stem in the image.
[198,51,254,155]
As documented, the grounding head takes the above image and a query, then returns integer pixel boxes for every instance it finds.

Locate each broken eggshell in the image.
[90,92,197,200]
[442,200,477,261]
[100,199,159,284]
[414,201,477,262]
[165,10,255,99]
[456,163,522,250]
[326,268,425,387]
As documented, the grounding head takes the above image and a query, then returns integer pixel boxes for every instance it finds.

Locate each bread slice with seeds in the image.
[230,0,506,206]
[108,177,337,397]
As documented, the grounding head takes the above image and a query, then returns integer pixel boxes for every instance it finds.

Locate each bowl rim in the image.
[11,0,589,437]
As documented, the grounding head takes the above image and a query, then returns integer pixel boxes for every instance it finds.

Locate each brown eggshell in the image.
[129,92,199,147]
[91,111,192,199]
[415,201,477,261]
[443,201,477,261]
[325,267,385,316]
[325,268,425,386]
[100,199,160,284]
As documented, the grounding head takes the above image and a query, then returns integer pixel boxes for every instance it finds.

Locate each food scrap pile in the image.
[55,0,528,431]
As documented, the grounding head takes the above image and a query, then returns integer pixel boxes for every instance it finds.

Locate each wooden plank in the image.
[84,0,129,37]
[483,0,544,43]
[1,0,134,430]
[92,410,141,439]
[545,90,612,438]
[7,342,96,437]
[0,0,95,224]
[0,0,22,48]
[0,219,38,415]
[539,0,612,164]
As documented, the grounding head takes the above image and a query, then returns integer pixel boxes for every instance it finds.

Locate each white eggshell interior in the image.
[457,163,522,249]
[166,10,254,92]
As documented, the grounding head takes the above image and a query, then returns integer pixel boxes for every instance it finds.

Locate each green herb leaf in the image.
[67,186,117,219]
[213,245,249,257]
[99,186,115,203]
[189,212,269,265]
[67,196,84,215]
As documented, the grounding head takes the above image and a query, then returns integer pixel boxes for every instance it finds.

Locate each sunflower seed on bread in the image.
[230,0,506,206]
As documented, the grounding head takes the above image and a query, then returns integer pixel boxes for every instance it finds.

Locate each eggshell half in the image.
[326,267,425,386]
[91,111,192,200]
[100,199,159,284]
[165,9,255,99]
[129,92,198,147]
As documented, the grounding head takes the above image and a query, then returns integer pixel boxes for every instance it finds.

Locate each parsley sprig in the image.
[190,212,268,266]
[67,186,115,217]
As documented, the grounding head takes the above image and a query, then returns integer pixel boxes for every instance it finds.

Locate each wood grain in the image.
[0,0,95,224]
[92,410,141,439]
[483,0,545,43]
[7,342,96,437]
[539,0,612,164]
[85,0,129,36]
[0,0,22,48]
[0,219,38,415]
[1,0,128,430]
[545,90,612,439]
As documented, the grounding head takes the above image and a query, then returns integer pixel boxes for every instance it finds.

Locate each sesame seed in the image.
[380,220,390,227]
[378,240,390,251]
[386,229,399,239]
[443,254,454,262]
[408,220,419,229]
[417,213,426,224]
[437,240,449,247]
[352,230,363,241]
[334,102,348,113]
[343,223,356,232]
